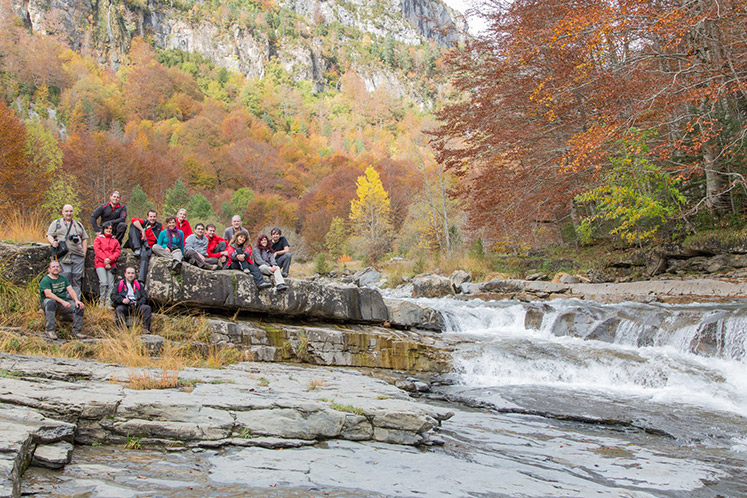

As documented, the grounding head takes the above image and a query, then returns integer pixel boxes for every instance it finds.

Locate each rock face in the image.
[0,353,453,495]
[147,256,388,322]
[205,317,451,371]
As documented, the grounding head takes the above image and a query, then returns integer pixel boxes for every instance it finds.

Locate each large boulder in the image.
[411,274,455,298]
[0,243,50,285]
[448,270,471,292]
[147,256,389,323]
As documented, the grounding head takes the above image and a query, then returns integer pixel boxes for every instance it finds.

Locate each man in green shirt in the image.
[40,260,85,339]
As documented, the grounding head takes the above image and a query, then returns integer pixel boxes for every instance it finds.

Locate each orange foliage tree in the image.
[433,0,747,242]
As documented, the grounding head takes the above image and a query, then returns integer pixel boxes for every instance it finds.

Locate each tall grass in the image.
[0,211,48,244]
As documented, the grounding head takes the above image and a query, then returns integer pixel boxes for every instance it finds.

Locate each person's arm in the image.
[91,205,103,233]
[274,238,290,256]
[184,235,196,253]
[113,206,127,226]
[81,236,88,254]
[136,288,147,307]
[177,231,185,251]
[46,222,59,247]
[131,218,145,235]
[111,239,121,263]
[43,287,69,307]
[66,285,84,308]
[156,230,168,249]
[111,284,125,306]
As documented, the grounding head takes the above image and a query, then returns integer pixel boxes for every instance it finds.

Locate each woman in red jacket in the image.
[94,224,121,307]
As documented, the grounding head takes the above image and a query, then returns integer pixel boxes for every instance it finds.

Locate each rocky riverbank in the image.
[0,353,452,498]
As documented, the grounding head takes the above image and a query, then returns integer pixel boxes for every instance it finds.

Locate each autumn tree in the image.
[0,102,35,215]
[349,166,393,259]
[433,0,747,244]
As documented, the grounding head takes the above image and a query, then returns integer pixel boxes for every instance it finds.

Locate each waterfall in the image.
[418,297,747,416]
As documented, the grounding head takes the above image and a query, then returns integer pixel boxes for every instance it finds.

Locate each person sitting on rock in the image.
[226,231,270,289]
[223,215,249,242]
[253,234,288,291]
[153,216,184,272]
[93,224,121,308]
[40,260,85,340]
[184,223,219,270]
[205,224,229,267]
[46,204,88,297]
[126,210,162,284]
[176,208,193,238]
[91,190,127,244]
[271,227,292,278]
[111,266,152,334]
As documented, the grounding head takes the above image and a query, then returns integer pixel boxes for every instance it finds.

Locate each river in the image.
[23,297,747,497]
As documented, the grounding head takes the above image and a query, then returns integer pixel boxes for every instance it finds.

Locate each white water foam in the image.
[418,297,747,416]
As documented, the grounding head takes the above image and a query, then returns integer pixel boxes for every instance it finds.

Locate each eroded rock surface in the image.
[0,353,452,496]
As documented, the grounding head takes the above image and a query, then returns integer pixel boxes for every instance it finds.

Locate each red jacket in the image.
[94,234,121,269]
[206,234,227,258]
[226,244,254,265]
[176,219,193,238]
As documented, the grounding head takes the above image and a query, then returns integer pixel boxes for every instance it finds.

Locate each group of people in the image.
[41,191,293,339]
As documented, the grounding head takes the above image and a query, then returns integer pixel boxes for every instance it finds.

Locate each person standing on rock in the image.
[254,234,288,291]
[39,260,85,340]
[223,215,249,242]
[271,227,291,278]
[91,191,128,244]
[153,216,184,272]
[176,208,193,238]
[126,210,162,284]
[183,223,219,270]
[93,224,121,308]
[46,204,88,297]
[226,231,270,289]
[111,266,152,334]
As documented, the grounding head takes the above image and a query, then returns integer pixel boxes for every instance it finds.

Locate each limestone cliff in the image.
[11,0,464,98]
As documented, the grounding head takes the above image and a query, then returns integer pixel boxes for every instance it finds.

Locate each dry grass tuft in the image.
[126,366,180,390]
[307,376,325,391]
[0,211,48,244]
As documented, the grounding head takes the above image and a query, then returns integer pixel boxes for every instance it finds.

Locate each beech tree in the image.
[349,166,393,259]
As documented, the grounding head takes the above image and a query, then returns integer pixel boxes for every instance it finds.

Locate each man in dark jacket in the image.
[111,266,152,333]
[91,191,128,243]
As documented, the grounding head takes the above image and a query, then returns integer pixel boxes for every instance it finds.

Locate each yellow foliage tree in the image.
[349,166,392,260]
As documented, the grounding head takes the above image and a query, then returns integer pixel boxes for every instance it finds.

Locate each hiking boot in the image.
[205,263,218,270]
[45,330,58,340]
[257,282,272,290]
[171,260,182,272]
[281,272,288,278]
[73,331,87,339]
[133,248,141,257]
[276,284,288,292]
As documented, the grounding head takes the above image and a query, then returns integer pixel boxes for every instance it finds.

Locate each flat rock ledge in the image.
[462,278,747,304]
[0,353,452,498]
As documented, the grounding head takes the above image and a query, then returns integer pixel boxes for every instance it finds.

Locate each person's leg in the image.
[70,254,84,297]
[246,262,268,287]
[114,305,129,328]
[184,250,204,267]
[104,269,115,306]
[138,304,152,332]
[272,267,285,286]
[127,224,142,252]
[151,244,168,257]
[114,222,127,244]
[276,253,292,277]
[59,260,73,295]
[95,267,109,306]
[71,302,84,335]
[42,298,60,337]
[138,246,151,283]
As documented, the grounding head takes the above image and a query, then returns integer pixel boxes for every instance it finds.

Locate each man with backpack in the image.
[111,266,152,333]
[46,204,89,297]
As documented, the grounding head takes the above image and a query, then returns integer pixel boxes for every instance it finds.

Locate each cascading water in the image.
[419,297,747,420]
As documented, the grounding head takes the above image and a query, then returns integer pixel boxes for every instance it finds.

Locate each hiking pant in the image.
[115,304,152,332]
[229,259,266,286]
[43,298,84,334]
[275,253,292,276]
[259,264,285,286]
[95,267,115,306]
[61,254,84,297]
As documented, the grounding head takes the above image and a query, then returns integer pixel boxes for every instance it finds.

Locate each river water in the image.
[23,297,747,497]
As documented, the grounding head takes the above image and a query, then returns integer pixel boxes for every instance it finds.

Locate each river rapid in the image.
[23,297,747,497]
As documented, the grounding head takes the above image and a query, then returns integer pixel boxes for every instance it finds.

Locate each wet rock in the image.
[31,441,73,469]
[448,270,471,292]
[524,303,551,330]
[585,317,621,342]
[412,274,455,298]
[384,299,445,332]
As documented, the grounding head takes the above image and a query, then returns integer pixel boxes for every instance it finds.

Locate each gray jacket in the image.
[253,248,276,267]
[184,234,209,255]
